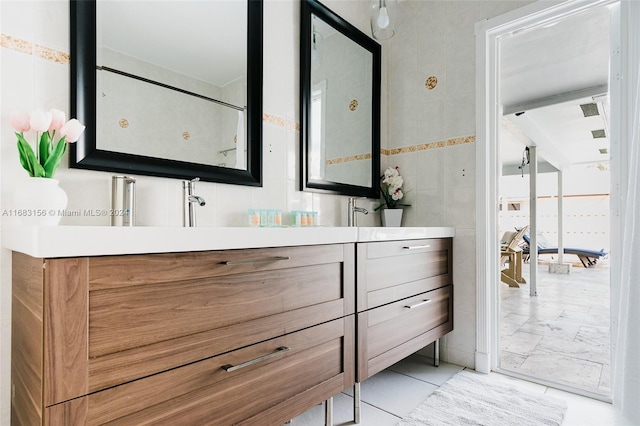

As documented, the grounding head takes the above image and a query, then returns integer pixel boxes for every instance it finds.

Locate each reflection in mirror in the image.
[301,0,380,198]
[96,70,247,168]
[96,1,247,169]
[70,0,263,186]
[309,16,373,186]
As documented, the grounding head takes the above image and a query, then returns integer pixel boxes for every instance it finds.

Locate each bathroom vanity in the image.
[6,226,453,425]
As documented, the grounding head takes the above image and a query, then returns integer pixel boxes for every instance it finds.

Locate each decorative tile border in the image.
[287,119,300,131]
[263,113,300,131]
[1,34,70,64]
[326,152,371,165]
[382,135,475,156]
[34,44,70,64]
[1,34,31,55]
[262,112,286,128]
[1,34,470,155]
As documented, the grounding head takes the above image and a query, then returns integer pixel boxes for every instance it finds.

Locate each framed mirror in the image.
[70,0,263,186]
[300,0,381,197]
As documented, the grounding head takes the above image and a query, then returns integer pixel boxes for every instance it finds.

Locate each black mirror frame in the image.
[69,0,263,186]
[300,0,381,198]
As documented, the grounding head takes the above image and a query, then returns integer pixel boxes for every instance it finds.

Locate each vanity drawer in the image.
[11,244,354,409]
[45,316,355,426]
[357,285,453,381]
[357,238,452,311]
[86,244,355,393]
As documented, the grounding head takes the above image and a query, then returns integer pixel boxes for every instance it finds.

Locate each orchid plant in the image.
[10,108,85,179]
[377,166,409,210]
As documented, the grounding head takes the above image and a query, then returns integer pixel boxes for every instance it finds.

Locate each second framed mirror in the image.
[300,0,381,198]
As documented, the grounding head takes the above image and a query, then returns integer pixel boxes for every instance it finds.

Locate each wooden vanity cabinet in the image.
[356,238,453,381]
[11,244,355,425]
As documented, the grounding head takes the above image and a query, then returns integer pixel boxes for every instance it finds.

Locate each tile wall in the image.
[384,0,536,368]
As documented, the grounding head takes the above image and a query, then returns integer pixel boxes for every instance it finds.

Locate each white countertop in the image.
[2,226,455,258]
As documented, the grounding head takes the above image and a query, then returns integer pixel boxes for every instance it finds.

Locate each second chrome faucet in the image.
[183,178,206,227]
[347,197,368,227]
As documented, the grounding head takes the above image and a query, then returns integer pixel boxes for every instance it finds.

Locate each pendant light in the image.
[370,0,397,40]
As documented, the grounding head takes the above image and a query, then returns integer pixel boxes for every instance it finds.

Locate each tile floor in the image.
[292,256,615,425]
[290,353,621,425]
[500,257,611,396]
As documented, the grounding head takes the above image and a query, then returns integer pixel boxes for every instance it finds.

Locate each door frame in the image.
[474,0,623,382]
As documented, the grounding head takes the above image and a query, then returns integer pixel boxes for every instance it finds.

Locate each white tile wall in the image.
[416,148,445,191]
[386,152,417,203]
[385,0,534,368]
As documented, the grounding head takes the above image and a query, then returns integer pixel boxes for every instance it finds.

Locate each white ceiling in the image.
[98,1,247,87]
[499,4,611,171]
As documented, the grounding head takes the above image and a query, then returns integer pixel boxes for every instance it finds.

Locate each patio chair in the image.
[500,226,529,287]
[522,233,607,268]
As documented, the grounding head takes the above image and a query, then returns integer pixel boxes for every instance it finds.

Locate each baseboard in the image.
[475,351,490,373]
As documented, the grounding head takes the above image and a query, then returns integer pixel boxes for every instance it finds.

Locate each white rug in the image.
[398,371,568,426]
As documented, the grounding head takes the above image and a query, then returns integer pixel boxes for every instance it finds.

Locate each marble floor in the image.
[290,354,621,425]
[499,256,611,397]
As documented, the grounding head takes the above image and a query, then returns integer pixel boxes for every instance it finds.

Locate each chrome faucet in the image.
[183,178,206,227]
[347,197,368,227]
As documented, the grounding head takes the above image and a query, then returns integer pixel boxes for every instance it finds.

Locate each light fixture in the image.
[370,0,397,40]
[580,103,600,117]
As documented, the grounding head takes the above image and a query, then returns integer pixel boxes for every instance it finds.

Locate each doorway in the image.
[474,0,620,402]
[497,4,612,398]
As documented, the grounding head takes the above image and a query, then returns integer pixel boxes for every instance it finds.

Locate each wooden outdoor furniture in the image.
[500,226,528,287]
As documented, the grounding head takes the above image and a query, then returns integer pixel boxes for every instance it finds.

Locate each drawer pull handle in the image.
[222,256,291,266]
[222,346,290,372]
[402,245,431,250]
[404,299,432,309]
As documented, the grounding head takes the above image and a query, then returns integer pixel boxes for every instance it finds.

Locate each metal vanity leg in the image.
[434,338,440,367]
[354,382,361,423]
[324,397,333,426]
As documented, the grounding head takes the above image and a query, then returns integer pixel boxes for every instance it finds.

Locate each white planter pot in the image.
[13,178,68,226]
[381,208,403,227]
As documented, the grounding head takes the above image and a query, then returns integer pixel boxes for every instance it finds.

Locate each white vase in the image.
[381,208,403,227]
[13,178,68,226]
